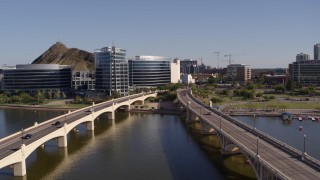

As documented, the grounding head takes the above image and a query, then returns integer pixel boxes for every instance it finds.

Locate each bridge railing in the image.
[0,92,156,144]
[177,90,290,180]
[179,89,320,170]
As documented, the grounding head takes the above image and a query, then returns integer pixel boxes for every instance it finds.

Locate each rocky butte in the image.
[32,42,94,71]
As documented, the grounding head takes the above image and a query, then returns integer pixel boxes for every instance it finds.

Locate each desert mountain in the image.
[32,42,94,71]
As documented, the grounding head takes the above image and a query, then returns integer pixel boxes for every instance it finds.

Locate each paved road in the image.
[178,89,320,180]
[0,93,149,162]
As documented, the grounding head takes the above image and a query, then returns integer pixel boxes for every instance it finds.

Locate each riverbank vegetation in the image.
[186,77,320,111]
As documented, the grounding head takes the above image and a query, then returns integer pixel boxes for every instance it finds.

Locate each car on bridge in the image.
[205,112,212,115]
[53,121,61,126]
[21,134,32,139]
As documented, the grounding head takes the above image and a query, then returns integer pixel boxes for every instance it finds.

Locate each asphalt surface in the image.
[178,89,320,180]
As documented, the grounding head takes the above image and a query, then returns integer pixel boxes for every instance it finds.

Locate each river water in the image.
[0,109,246,180]
[0,108,318,180]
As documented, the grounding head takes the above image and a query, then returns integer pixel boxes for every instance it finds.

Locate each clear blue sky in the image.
[0,0,318,68]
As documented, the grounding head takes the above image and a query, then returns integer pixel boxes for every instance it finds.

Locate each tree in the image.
[111,91,121,98]
[46,90,53,99]
[286,79,296,91]
[54,89,60,99]
[36,90,45,104]
[61,92,67,99]
[74,96,82,103]
[211,97,223,103]
[274,85,285,93]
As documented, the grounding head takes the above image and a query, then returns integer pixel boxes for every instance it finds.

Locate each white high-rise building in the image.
[95,46,129,96]
[171,58,180,83]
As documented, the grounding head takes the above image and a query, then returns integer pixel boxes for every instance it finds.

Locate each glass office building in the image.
[314,44,320,61]
[289,60,320,86]
[128,56,171,87]
[95,46,129,96]
[1,64,71,92]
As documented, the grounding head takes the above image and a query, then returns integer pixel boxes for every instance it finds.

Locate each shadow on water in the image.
[0,111,127,180]
[185,121,257,180]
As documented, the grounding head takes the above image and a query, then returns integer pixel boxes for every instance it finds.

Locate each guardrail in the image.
[177,89,319,179]
[0,92,156,144]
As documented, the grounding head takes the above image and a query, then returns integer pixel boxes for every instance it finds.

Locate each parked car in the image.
[22,134,32,139]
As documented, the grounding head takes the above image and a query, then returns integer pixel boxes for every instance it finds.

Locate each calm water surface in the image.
[1,108,318,180]
[235,115,320,159]
[0,109,228,180]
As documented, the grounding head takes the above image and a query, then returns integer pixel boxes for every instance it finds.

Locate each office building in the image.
[128,56,172,87]
[227,64,251,83]
[1,64,71,92]
[182,74,195,84]
[0,69,3,90]
[95,46,129,96]
[314,44,320,60]
[72,71,95,90]
[289,60,320,86]
[171,58,180,83]
[180,59,198,74]
[296,53,310,62]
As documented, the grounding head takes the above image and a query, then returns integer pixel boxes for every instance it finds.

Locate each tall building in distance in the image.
[314,43,320,60]
[289,44,320,86]
[296,53,310,62]
[1,64,71,92]
[95,46,129,96]
[180,59,198,74]
[227,64,251,83]
[171,58,180,83]
[128,56,172,87]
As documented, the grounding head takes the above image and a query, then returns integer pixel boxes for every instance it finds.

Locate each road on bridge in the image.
[0,93,150,164]
[178,89,320,180]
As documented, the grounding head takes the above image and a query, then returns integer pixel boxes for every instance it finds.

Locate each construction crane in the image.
[223,54,234,65]
[213,51,221,68]
[220,53,247,65]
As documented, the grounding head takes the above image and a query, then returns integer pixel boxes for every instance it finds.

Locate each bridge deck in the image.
[179,89,320,180]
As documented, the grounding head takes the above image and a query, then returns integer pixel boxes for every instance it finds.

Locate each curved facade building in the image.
[129,56,171,87]
[2,64,71,92]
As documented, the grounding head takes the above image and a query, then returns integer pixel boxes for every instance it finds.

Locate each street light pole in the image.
[303,134,307,154]
[253,114,256,129]
[256,137,259,156]
[21,128,24,145]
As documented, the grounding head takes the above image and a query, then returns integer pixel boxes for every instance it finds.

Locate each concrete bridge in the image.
[178,89,320,180]
[0,92,156,176]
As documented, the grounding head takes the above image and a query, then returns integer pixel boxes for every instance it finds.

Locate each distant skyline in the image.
[0,0,319,68]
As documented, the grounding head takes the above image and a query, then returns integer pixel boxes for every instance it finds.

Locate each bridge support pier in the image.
[58,135,67,147]
[124,106,130,112]
[200,119,216,135]
[107,112,115,120]
[13,160,26,176]
[86,121,94,131]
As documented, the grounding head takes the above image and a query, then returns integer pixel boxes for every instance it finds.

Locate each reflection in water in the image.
[187,123,256,180]
[0,109,260,180]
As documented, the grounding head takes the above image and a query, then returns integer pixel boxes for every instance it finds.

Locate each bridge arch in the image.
[0,92,157,177]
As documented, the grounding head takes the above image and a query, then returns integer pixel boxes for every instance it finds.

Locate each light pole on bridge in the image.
[219,115,222,130]
[21,128,24,145]
[256,137,259,156]
[253,114,256,130]
[302,134,307,160]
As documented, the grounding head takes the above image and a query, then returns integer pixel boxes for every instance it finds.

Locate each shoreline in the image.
[1,104,319,118]
[0,105,77,111]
